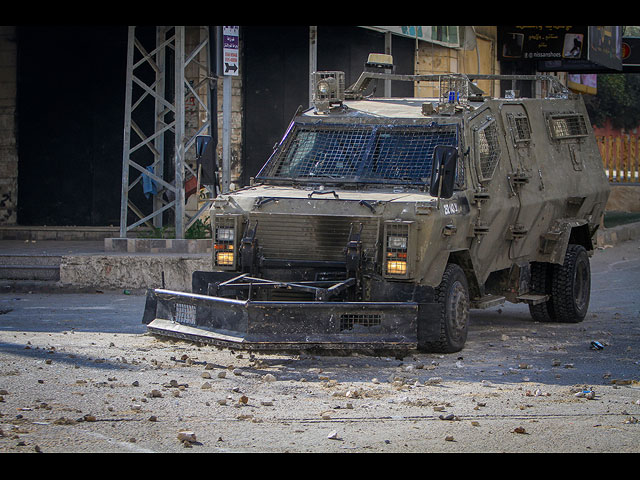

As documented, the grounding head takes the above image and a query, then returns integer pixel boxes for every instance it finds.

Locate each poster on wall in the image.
[498,26,622,72]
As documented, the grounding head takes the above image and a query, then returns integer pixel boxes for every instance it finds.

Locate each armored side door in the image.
[499,103,551,260]
[466,104,520,286]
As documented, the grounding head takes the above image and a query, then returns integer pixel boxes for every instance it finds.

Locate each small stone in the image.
[201,382,211,389]
[426,377,443,385]
[150,389,163,398]
[327,430,340,440]
[262,373,276,382]
[439,413,458,421]
[201,372,211,379]
[445,435,455,442]
[218,371,227,379]
[513,426,527,434]
[177,431,197,443]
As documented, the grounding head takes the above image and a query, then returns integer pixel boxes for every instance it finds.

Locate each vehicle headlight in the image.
[387,235,407,250]
[215,250,234,266]
[317,80,330,96]
[384,222,411,278]
[213,216,239,268]
[216,227,234,242]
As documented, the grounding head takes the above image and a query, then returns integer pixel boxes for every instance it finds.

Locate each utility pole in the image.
[120,26,215,239]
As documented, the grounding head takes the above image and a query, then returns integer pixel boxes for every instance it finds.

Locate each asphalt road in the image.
[0,238,638,453]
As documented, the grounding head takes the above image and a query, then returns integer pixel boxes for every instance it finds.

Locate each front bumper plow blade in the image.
[143,288,429,352]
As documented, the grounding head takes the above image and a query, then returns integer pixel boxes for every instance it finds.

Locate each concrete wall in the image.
[606,184,640,212]
[0,26,17,225]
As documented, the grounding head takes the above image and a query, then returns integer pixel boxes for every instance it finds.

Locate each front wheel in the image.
[420,264,469,353]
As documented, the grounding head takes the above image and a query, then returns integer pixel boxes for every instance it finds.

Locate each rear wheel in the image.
[420,264,469,353]
[528,244,590,323]
[550,244,590,323]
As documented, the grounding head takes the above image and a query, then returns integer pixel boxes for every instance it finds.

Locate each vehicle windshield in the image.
[257,122,459,185]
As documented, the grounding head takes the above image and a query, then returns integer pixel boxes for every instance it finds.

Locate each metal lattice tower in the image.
[120,26,215,239]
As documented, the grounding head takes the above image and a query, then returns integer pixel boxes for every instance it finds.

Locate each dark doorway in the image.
[16,25,128,226]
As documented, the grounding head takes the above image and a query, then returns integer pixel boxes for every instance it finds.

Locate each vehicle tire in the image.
[549,244,591,323]
[421,263,469,353]
[528,261,556,322]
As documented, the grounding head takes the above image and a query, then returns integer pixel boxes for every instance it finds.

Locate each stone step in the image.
[0,264,60,281]
[0,255,62,266]
[0,255,62,281]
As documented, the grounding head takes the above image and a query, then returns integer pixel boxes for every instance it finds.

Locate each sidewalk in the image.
[0,239,211,293]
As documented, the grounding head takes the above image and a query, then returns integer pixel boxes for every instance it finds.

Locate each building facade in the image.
[0,26,504,230]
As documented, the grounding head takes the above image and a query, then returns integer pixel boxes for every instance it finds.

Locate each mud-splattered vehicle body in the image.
[143,61,610,353]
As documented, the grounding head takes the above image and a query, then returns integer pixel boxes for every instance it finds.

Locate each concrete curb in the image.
[59,254,212,292]
[596,221,640,248]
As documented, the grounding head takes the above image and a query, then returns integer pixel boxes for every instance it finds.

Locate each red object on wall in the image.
[185,176,197,200]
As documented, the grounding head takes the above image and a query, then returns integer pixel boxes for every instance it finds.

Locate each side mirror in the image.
[429,145,458,199]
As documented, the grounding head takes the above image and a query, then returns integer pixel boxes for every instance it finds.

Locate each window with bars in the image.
[548,114,588,140]
[507,113,531,144]
[260,123,459,185]
[475,120,501,182]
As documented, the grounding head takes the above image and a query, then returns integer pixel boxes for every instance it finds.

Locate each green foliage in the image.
[584,73,640,130]
[136,219,211,239]
[184,219,211,239]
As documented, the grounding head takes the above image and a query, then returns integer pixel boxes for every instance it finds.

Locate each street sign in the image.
[223,26,239,76]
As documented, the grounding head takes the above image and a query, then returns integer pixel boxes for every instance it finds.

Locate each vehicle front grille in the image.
[249,213,379,262]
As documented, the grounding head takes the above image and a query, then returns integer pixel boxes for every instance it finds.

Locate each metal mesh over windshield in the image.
[258,123,458,184]
[273,127,371,178]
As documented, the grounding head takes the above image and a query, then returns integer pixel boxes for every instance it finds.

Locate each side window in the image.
[474,119,501,182]
[547,113,588,172]
[506,113,532,146]
[547,113,588,140]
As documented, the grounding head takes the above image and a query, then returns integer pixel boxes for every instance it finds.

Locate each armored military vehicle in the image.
[143,56,610,353]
